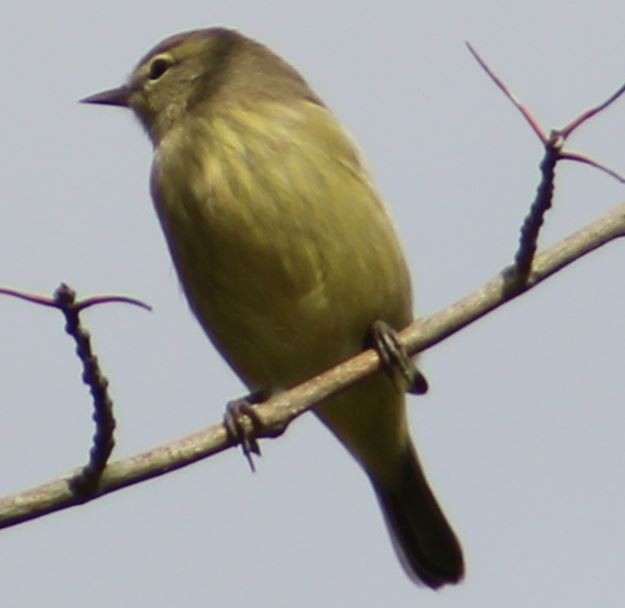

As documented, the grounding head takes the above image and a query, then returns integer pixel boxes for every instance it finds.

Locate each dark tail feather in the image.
[370,444,464,588]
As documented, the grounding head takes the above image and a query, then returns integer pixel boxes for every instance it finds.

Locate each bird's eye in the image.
[148,56,173,81]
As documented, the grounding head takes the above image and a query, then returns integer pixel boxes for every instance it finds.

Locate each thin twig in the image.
[560,152,625,183]
[0,286,60,308]
[467,43,625,292]
[52,284,117,497]
[0,286,150,312]
[0,283,151,497]
[506,133,562,291]
[77,295,151,313]
[465,42,547,143]
[559,81,625,138]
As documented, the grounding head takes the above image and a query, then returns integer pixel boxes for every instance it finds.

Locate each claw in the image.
[370,320,428,395]
[224,391,267,472]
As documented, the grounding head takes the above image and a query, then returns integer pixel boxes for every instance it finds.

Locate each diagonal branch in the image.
[1,200,623,530]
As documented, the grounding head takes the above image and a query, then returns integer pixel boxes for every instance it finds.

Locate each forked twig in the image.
[1,283,151,496]
[467,42,625,290]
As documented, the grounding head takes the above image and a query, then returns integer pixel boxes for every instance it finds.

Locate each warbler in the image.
[83,28,464,587]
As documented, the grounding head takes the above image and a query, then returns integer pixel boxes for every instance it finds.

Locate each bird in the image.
[82,27,464,588]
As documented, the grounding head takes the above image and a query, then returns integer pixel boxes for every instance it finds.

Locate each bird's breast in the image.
[150,103,412,391]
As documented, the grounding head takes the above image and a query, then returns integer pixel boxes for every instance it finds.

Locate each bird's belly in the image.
[171,217,366,390]
[152,120,412,393]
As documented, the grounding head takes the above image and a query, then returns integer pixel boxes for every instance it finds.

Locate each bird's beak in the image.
[81,85,130,107]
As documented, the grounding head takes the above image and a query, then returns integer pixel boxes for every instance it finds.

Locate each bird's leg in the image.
[370,320,428,395]
[224,389,268,472]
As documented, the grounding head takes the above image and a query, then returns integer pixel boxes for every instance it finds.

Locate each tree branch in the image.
[1,200,623,530]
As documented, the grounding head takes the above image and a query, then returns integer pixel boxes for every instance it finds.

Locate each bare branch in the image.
[559,81,625,138]
[76,295,151,313]
[1,200,623,530]
[0,284,151,497]
[467,43,625,289]
[0,286,60,308]
[52,284,117,497]
[560,152,625,183]
[466,42,547,143]
[509,137,561,288]
[0,285,151,313]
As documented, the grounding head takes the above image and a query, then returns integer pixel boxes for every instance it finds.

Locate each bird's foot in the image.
[370,320,428,395]
[224,390,267,472]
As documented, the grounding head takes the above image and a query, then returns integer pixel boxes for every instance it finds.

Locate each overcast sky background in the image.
[1,1,624,606]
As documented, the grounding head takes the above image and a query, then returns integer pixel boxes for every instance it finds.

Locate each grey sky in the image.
[1,1,624,606]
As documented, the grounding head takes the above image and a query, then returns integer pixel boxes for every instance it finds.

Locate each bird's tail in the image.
[370,443,464,588]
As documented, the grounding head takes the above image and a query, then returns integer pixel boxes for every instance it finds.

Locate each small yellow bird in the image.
[83,28,464,587]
